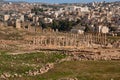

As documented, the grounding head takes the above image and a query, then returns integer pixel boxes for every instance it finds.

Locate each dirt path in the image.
[8,48,120,55]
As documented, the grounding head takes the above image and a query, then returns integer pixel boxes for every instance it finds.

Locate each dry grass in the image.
[0,51,119,80]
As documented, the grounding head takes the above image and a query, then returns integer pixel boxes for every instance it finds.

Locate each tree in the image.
[31,7,44,15]
[58,20,72,31]
[51,20,59,30]
[39,21,47,29]
[84,26,91,32]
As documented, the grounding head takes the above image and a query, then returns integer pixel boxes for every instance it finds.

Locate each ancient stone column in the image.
[53,37,55,46]
[49,36,52,46]
[40,37,42,45]
[104,33,107,45]
[99,33,102,45]
[62,38,64,46]
[95,33,97,43]
[65,37,68,46]
[33,37,36,44]
[57,37,60,47]
[102,34,104,45]
[44,38,47,46]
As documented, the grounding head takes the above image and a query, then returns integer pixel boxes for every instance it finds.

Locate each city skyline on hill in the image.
[5,0,119,3]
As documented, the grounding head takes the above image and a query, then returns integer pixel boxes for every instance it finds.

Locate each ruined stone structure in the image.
[24,32,107,49]
[1,26,119,52]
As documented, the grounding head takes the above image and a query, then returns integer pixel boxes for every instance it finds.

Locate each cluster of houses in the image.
[0,1,119,35]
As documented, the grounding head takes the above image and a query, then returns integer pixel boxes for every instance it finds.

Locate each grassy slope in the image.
[0,51,120,80]
[0,51,66,78]
[16,61,120,80]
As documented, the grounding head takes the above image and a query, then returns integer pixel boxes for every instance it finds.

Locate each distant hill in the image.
[0,0,28,3]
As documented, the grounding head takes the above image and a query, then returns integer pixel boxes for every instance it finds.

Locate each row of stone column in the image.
[91,33,107,45]
[32,36,84,47]
[30,33,107,48]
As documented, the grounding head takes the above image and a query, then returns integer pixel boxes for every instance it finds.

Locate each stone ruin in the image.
[0,28,119,51]
[24,32,108,50]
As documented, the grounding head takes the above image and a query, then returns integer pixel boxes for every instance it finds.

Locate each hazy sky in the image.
[6,0,119,3]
